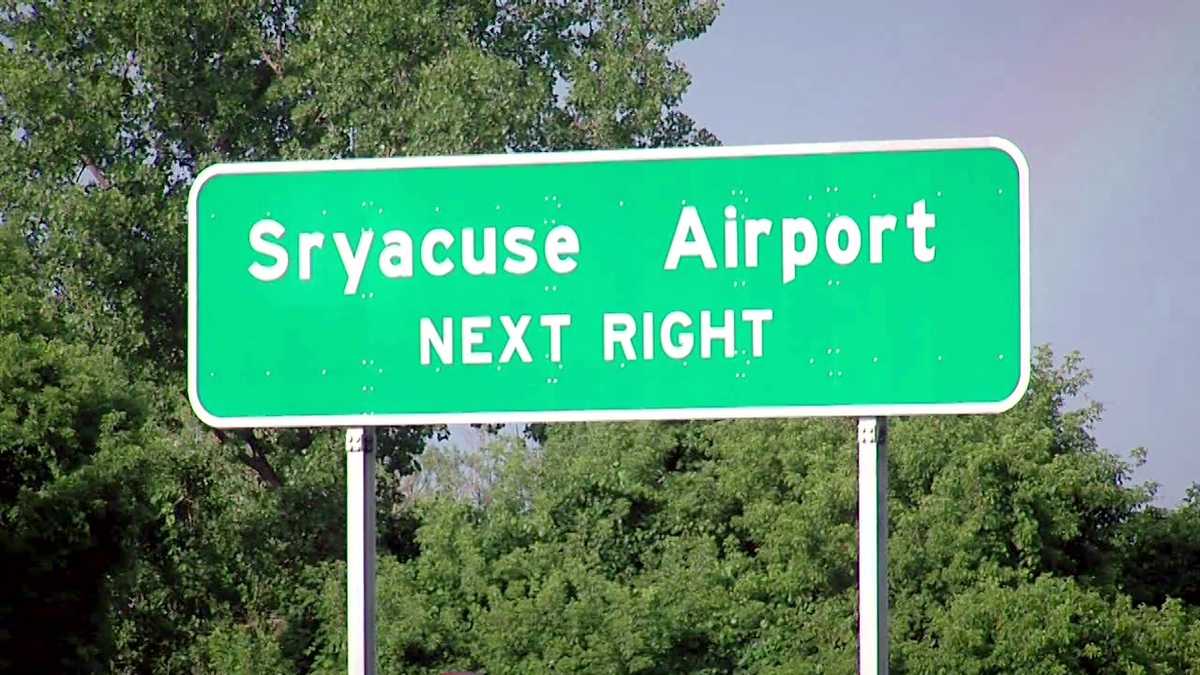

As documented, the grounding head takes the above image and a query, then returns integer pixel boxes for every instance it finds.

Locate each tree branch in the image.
[81,156,111,190]
[261,49,283,78]
[212,429,284,489]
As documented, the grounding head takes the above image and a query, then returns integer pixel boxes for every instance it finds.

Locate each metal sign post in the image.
[858,417,888,674]
[346,427,377,675]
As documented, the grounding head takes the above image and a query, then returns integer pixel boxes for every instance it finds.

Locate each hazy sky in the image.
[674,1,1200,503]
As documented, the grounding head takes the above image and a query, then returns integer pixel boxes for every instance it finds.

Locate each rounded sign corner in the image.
[991,356,1033,415]
[983,136,1029,178]
[187,378,231,429]
[188,162,232,213]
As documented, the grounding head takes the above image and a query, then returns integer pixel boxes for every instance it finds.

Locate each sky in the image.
[673,0,1200,503]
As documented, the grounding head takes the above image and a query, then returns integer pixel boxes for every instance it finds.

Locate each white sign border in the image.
[188,136,1030,429]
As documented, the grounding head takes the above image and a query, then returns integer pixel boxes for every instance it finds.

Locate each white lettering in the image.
[420,317,453,365]
[298,231,324,281]
[661,311,694,360]
[826,216,861,266]
[333,230,375,295]
[379,230,413,278]
[540,314,571,362]
[462,227,497,276]
[499,315,532,364]
[745,218,772,268]
[641,311,655,360]
[546,225,579,274]
[461,316,492,365]
[503,227,537,275]
[603,313,636,361]
[664,206,717,270]
[907,200,937,263]
[700,309,736,359]
[421,228,455,277]
[869,215,897,264]
[781,217,817,284]
[741,309,773,357]
[248,219,288,281]
[723,205,739,268]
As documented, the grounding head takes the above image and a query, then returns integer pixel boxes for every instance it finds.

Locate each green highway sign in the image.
[187,138,1029,428]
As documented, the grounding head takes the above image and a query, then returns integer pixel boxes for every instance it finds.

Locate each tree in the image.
[0,223,152,671]
[1120,485,1200,608]
[0,1,720,671]
[311,349,1200,673]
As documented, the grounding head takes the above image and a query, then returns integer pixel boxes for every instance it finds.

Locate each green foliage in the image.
[907,576,1200,674]
[295,349,1200,673]
[0,0,722,671]
[0,228,143,508]
[1120,492,1200,607]
[193,620,292,675]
